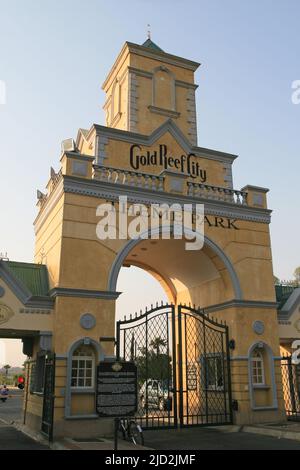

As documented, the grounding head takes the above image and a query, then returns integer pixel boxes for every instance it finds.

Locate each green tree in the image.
[136,337,171,385]
[3,364,11,378]
[149,337,167,356]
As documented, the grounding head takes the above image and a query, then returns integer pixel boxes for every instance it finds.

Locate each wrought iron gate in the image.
[281,355,300,421]
[41,353,56,440]
[116,303,232,429]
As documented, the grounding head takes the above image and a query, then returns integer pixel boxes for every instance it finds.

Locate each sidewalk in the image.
[14,422,150,450]
[53,437,152,451]
[242,421,300,442]
[6,418,300,450]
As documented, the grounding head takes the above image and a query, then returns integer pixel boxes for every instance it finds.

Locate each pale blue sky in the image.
[0,1,299,364]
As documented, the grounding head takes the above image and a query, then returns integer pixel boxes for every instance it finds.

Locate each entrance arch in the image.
[112,229,238,429]
[109,228,243,306]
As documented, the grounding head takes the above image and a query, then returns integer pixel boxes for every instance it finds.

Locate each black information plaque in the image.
[96,361,137,417]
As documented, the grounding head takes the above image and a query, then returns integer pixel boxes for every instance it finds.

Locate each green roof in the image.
[275,284,298,309]
[141,38,164,52]
[4,261,50,297]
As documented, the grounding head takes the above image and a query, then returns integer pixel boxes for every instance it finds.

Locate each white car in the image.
[139,379,172,411]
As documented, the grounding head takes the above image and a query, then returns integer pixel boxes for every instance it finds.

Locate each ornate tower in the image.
[102,39,199,146]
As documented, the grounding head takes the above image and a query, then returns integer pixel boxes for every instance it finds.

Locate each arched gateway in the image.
[0,38,290,440]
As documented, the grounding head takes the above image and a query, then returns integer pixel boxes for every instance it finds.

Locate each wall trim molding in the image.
[63,176,272,224]
[148,105,180,119]
[204,299,278,314]
[49,287,120,300]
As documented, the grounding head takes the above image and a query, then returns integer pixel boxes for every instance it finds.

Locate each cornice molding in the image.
[63,175,272,224]
[127,66,153,79]
[127,66,199,90]
[126,42,200,71]
[34,177,64,233]
[49,287,121,300]
[175,79,198,90]
[204,299,278,314]
[148,105,180,119]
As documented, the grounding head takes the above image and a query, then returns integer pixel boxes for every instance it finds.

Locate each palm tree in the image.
[150,337,167,356]
[3,364,11,378]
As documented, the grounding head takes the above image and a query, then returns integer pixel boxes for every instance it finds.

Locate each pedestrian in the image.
[0,384,9,402]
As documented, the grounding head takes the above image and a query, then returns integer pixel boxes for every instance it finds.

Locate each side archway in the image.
[247,341,278,410]
[65,337,105,418]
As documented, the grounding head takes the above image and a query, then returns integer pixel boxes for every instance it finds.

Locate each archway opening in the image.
[114,237,235,428]
[116,266,168,323]
[113,236,241,314]
[113,236,237,429]
[0,338,26,423]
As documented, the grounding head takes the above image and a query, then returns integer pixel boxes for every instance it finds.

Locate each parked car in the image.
[139,379,172,411]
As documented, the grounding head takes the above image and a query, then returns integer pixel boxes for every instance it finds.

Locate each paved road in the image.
[0,389,48,450]
[144,427,300,450]
[0,423,49,450]
[0,388,23,424]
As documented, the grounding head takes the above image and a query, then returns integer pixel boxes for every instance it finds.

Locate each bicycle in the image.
[118,418,144,446]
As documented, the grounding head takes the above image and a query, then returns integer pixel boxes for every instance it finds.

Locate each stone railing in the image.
[93,165,165,191]
[92,165,248,206]
[187,182,248,205]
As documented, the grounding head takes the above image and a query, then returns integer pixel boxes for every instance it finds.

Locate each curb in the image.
[209,425,243,433]
[13,421,50,447]
[242,425,300,442]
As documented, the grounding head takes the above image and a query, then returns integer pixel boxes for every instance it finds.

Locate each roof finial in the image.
[147,23,151,40]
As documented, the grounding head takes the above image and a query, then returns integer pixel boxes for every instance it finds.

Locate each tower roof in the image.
[141,38,164,52]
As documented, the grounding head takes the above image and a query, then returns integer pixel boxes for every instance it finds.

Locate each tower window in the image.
[251,349,265,385]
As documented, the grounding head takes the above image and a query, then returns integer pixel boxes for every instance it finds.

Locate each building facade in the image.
[1,38,300,439]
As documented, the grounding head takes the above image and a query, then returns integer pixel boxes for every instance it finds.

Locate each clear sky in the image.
[0,0,299,364]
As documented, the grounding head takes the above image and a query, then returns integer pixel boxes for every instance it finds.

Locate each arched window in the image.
[251,349,265,385]
[152,66,176,111]
[71,345,95,389]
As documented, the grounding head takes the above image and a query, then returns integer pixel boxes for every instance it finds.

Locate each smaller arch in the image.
[65,337,105,418]
[247,341,278,410]
[250,348,265,385]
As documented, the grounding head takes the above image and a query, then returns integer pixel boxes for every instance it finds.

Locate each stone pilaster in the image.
[186,88,198,146]
[128,72,138,132]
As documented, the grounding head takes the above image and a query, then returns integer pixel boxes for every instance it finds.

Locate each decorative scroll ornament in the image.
[0,303,14,325]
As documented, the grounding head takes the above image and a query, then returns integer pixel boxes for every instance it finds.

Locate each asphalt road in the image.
[0,423,49,450]
[0,389,48,450]
[144,427,300,450]
[0,388,23,424]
